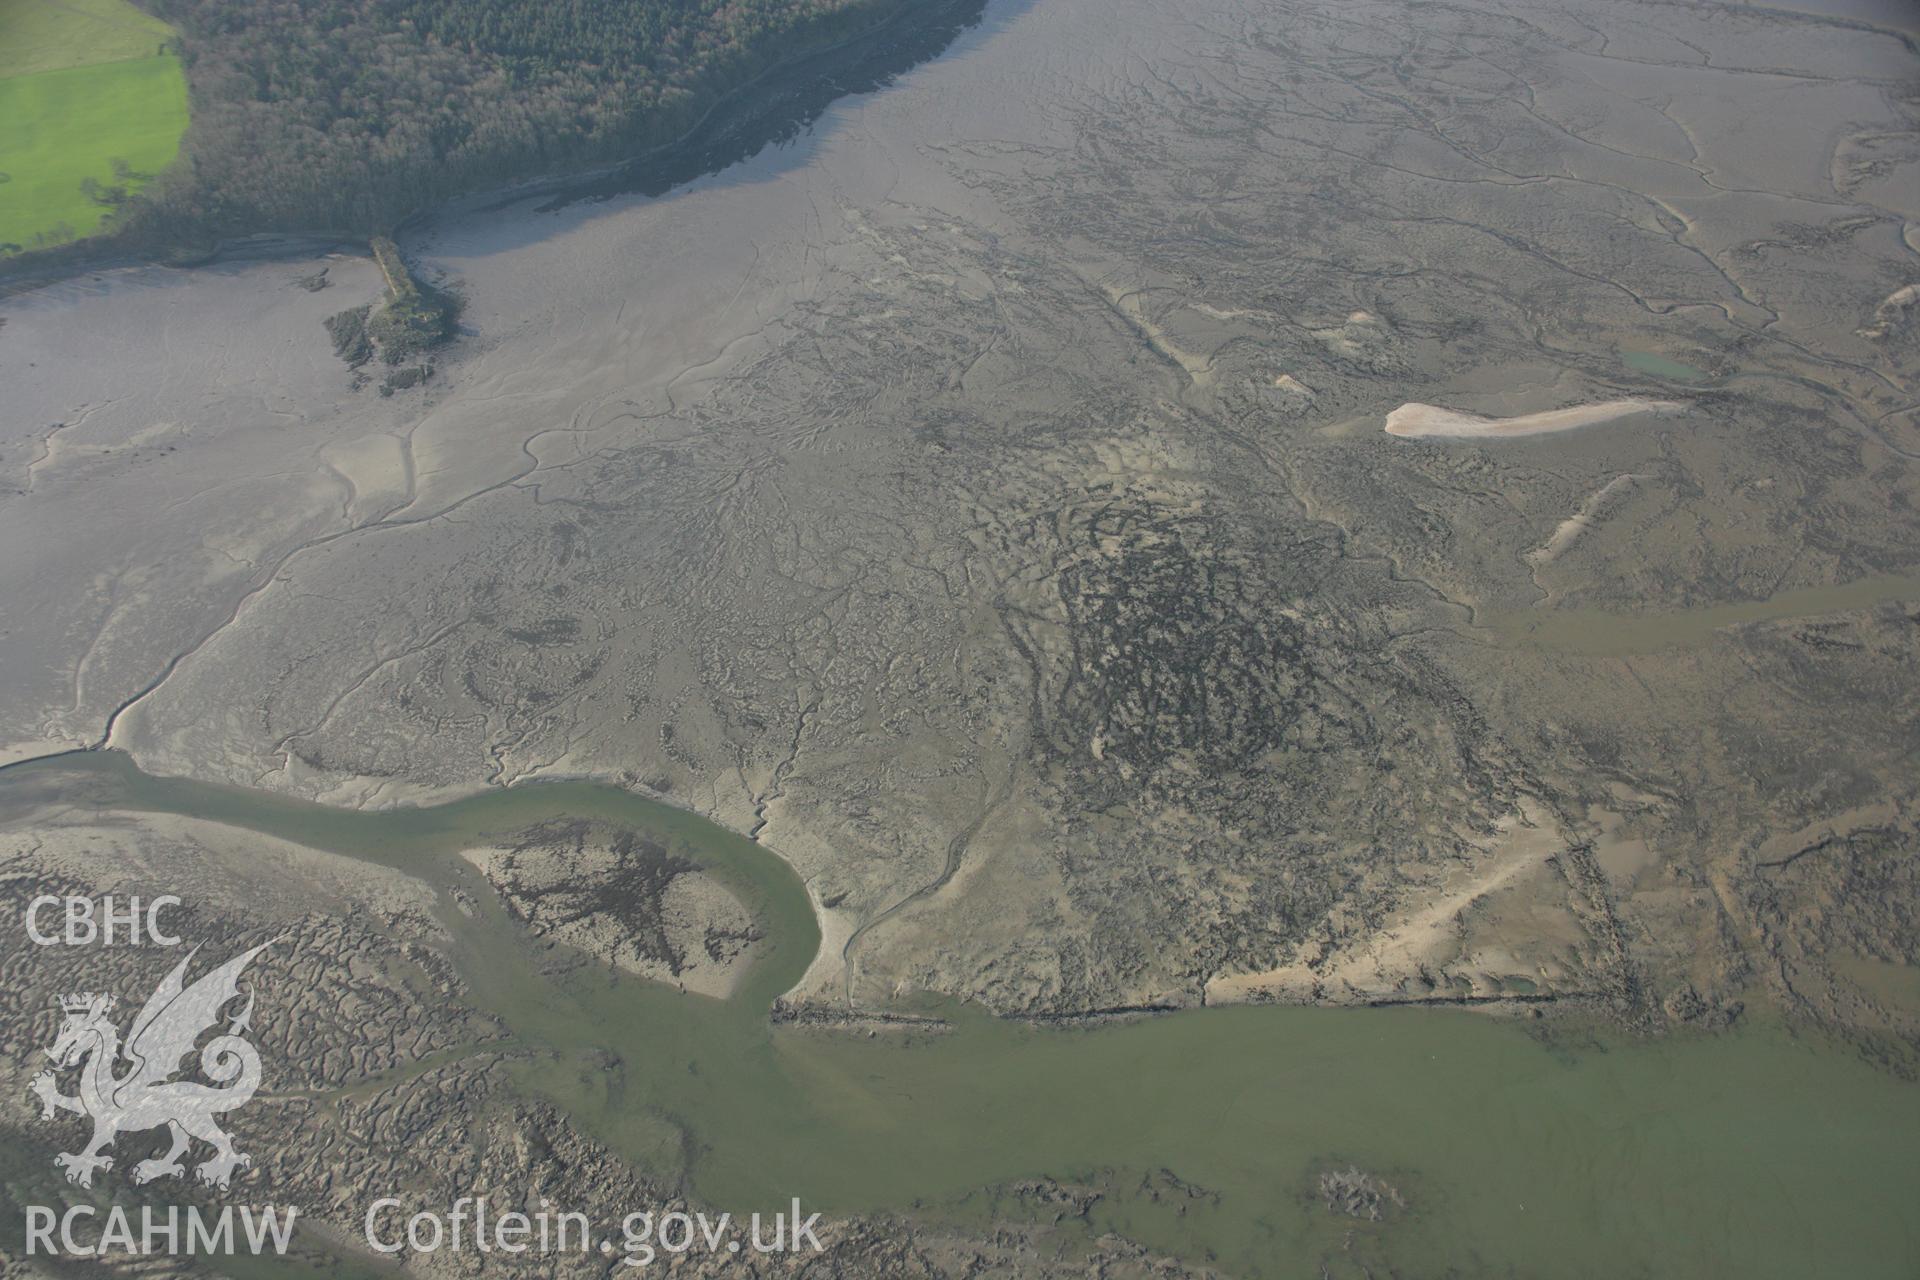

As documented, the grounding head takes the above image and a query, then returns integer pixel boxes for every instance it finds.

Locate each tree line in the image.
[98,0,918,246]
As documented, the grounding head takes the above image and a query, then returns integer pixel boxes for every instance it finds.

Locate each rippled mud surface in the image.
[4,0,1914,1022]
[2,0,1919,1271]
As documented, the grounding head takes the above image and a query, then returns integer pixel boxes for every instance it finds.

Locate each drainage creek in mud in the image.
[1,751,1916,1277]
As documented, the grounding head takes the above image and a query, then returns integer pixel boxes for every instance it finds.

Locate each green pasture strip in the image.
[0,52,188,251]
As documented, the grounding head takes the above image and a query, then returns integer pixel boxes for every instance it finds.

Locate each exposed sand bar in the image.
[1528,472,1645,567]
[1385,398,1684,439]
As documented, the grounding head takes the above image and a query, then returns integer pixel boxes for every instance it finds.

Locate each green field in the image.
[0,0,189,253]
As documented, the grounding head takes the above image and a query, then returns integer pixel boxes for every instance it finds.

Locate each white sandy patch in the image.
[1311,310,1385,360]
[1206,800,1569,1005]
[1527,473,1646,566]
[1858,282,1918,340]
[321,433,412,524]
[1385,398,1683,439]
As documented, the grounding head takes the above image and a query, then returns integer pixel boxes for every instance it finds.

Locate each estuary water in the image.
[2,751,1916,1278]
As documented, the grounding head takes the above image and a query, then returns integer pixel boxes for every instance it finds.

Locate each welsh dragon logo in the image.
[29,941,270,1190]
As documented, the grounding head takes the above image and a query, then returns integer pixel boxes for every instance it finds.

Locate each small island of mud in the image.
[462,818,761,998]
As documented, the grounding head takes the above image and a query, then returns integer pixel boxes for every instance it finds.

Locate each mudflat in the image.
[3,0,1918,1272]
